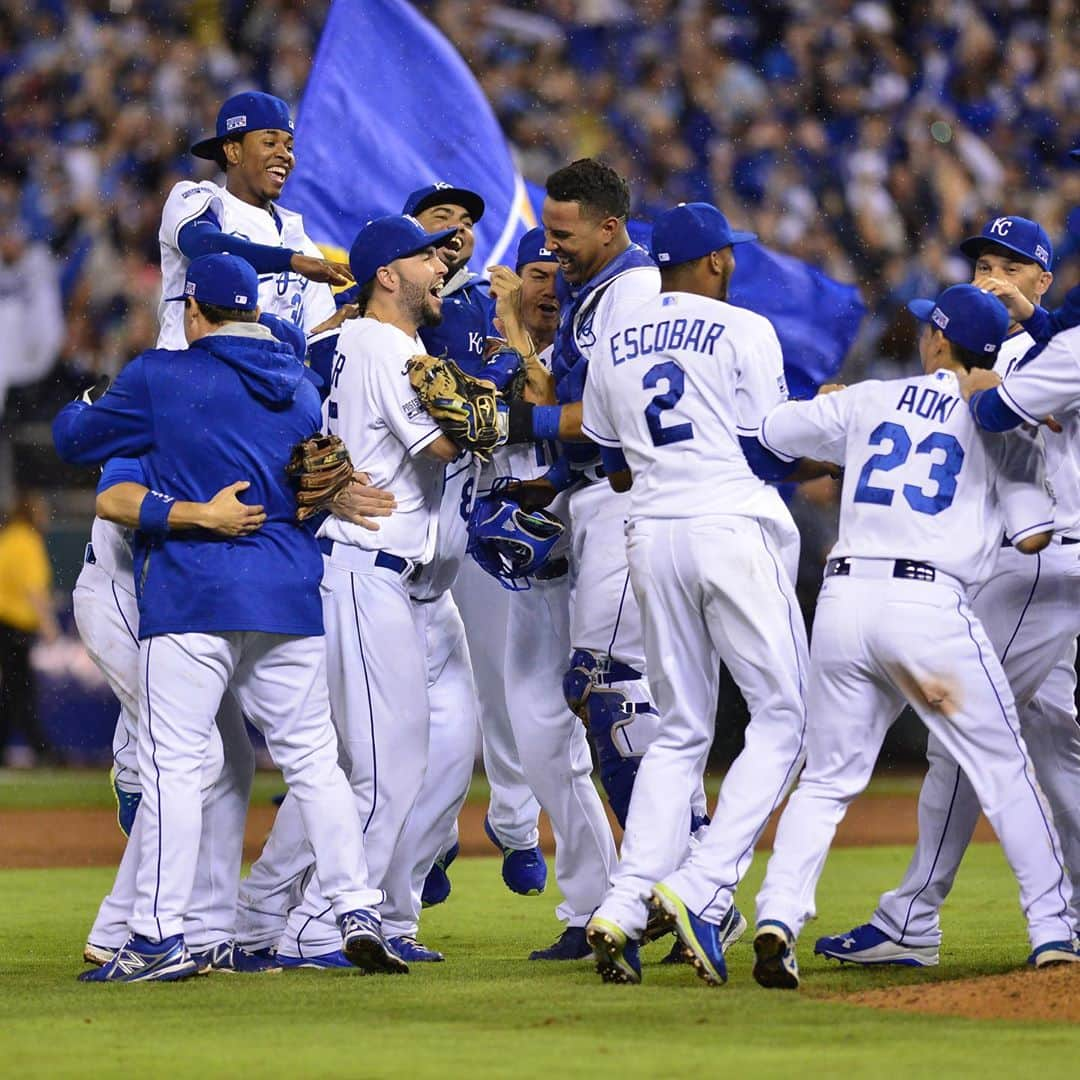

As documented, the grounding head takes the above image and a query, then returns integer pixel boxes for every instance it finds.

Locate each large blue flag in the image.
[286,0,533,267]
[288,0,864,390]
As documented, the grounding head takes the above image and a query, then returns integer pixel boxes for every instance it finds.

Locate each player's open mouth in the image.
[267,166,288,183]
[430,283,443,298]
[538,301,558,314]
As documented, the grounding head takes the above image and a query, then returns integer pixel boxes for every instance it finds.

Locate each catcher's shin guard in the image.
[584,687,658,828]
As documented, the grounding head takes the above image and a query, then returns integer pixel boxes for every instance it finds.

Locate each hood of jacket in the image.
[198,322,304,407]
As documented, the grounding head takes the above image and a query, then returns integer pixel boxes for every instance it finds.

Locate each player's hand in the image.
[487,265,524,319]
[309,303,360,336]
[1043,415,1063,434]
[502,477,557,511]
[330,471,396,530]
[971,275,1035,322]
[956,367,1001,400]
[201,481,266,536]
[290,254,354,288]
[816,383,845,396]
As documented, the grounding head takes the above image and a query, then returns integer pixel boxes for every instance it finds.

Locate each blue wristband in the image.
[532,405,562,442]
[138,490,175,540]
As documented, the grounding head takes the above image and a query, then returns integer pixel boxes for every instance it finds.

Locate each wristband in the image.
[139,490,175,540]
[531,405,562,442]
[507,400,535,444]
[544,456,575,493]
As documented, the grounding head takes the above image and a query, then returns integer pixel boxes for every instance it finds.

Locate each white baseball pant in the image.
[755,566,1074,951]
[602,513,808,935]
[871,540,1080,944]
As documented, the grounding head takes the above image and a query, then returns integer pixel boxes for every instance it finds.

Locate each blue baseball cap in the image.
[259,312,306,363]
[1070,147,1080,161]
[348,215,457,289]
[650,203,756,267]
[402,182,485,223]
[907,284,1010,356]
[959,215,1053,271]
[191,91,294,161]
[515,227,558,272]
[164,253,259,310]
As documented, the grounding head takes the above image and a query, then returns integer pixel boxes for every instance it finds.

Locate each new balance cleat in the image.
[339,909,409,974]
[277,950,354,970]
[78,933,198,983]
[1028,939,1080,968]
[586,917,642,985]
[421,841,460,908]
[814,923,939,967]
[83,942,115,967]
[753,921,800,990]
[649,884,727,986]
[389,936,444,963]
[484,818,547,896]
[192,941,282,974]
[529,925,590,961]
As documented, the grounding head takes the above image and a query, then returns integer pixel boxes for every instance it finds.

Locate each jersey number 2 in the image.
[643,361,694,446]
[853,421,964,515]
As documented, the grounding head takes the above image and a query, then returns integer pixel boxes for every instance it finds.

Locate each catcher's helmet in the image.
[466,477,566,590]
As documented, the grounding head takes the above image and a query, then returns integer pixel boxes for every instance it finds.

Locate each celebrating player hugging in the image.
[54,118,1080,987]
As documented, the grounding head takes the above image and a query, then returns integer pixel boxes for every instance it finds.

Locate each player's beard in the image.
[401,276,442,328]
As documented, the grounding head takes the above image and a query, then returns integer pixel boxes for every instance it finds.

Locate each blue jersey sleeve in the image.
[177,208,296,275]
[739,435,799,481]
[1022,284,1080,344]
[969,387,1025,432]
[97,456,147,493]
[53,356,156,465]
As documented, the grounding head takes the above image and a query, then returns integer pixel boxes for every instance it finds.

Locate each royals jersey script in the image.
[759,369,1053,589]
[157,180,335,349]
[581,290,793,524]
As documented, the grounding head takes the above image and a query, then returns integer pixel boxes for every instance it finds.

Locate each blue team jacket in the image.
[53,326,325,639]
[419,274,494,377]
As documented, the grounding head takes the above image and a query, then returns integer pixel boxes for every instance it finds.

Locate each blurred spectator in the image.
[0,492,60,765]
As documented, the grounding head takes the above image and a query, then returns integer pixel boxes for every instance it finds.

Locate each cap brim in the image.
[383,226,460,274]
[906,298,935,323]
[163,293,188,303]
[959,235,1046,268]
[190,136,223,161]
[729,230,757,245]
[410,188,486,223]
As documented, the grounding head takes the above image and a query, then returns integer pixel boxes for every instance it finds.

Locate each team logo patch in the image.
[662,295,677,306]
[234,293,248,304]
[983,342,995,352]
[577,308,597,348]
[988,217,1012,237]
[931,307,949,330]
[539,246,553,256]
[184,281,196,296]
[777,373,789,396]
[433,181,452,190]
[1036,244,1049,264]
[657,252,671,262]
[225,114,247,131]
[181,186,211,199]
[402,396,427,422]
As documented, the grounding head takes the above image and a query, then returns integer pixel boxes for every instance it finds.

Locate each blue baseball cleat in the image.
[529,926,591,961]
[753,921,800,990]
[1028,939,1080,968]
[78,933,199,983]
[813,923,939,967]
[389,936,445,962]
[421,841,459,908]
[586,917,642,985]
[110,770,141,838]
[339,909,409,974]
[484,817,547,896]
[192,941,282,974]
[277,950,355,970]
[649,884,740,986]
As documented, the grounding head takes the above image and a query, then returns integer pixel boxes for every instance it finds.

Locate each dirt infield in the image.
[836,965,1080,1023]
[0,791,996,870]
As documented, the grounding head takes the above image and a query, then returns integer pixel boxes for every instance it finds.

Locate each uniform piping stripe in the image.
[112,581,139,645]
[144,638,165,941]
[351,575,379,833]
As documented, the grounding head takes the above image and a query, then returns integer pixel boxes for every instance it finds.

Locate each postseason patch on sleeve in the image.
[402,395,428,423]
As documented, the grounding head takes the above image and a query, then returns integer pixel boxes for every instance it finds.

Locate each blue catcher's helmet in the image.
[466,478,566,590]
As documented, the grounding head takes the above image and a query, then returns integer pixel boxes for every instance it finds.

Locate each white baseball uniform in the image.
[871,328,1080,945]
[276,316,446,958]
[582,291,809,936]
[753,369,1074,952]
[157,180,335,350]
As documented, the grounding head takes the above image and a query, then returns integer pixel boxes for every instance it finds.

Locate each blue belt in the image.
[827,557,937,582]
[318,537,408,574]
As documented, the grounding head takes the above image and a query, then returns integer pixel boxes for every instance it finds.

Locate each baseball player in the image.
[817,216,1080,966]
[403,182,547,899]
[269,215,464,965]
[54,254,398,981]
[746,284,1077,990]
[158,90,350,351]
[578,203,810,984]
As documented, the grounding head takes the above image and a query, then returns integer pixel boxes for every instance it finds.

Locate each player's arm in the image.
[177,209,352,286]
[53,358,155,466]
[96,458,266,539]
[505,399,587,443]
[755,385,854,468]
[580,356,631,491]
[992,429,1054,554]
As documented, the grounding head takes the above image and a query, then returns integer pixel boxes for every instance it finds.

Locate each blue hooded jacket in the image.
[53,325,325,639]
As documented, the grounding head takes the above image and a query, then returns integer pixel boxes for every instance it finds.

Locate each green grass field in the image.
[3,820,1079,1079]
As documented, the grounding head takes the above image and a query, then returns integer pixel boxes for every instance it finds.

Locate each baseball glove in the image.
[406,353,507,460]
[286,433,355,521]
